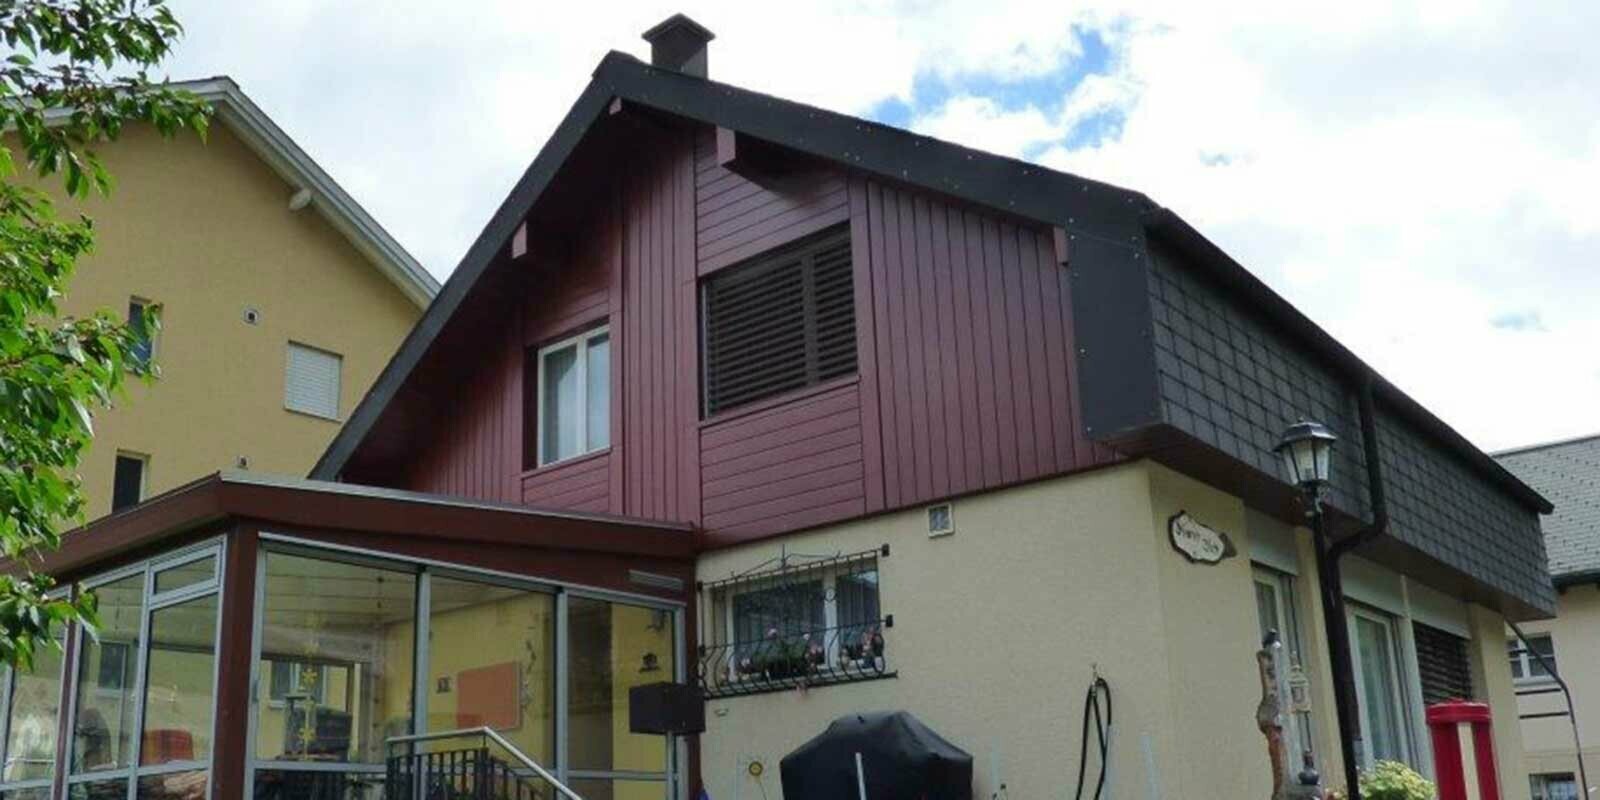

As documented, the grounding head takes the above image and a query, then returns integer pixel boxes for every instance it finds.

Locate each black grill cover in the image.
[778,711,973,800]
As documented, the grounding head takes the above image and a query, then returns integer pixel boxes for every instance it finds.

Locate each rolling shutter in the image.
[1413,622,1474,705]
[285,342,343,419]
[702,225,856,416]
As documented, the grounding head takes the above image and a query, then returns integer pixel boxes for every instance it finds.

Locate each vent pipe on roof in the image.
[642,13,714,78]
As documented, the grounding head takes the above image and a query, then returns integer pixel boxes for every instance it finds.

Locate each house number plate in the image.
[1168,511,1237,565]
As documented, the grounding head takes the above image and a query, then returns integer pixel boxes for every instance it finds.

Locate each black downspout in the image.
[1313,379,1392,799]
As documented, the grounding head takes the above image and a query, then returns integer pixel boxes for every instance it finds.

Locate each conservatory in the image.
[0,471,695,800]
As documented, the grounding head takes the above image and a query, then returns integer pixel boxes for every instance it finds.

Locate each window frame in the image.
[1347,604,1415,769]
[112,451,150,513]
[283,341,344,421]
[1509,632,1558,686]
[700,550,888,698]
[243,532,686,799]
[1531,771,1579,800]
[698,224,857,418]
[533,325,611,468]
[54,540,225,800]
[1252,566,1316,761]
[126,297,157,369]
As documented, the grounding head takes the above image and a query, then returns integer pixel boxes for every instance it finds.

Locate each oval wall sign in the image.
[1168,511,1237,565]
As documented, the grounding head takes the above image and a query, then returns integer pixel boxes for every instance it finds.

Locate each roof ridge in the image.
[1492,430,1600,459]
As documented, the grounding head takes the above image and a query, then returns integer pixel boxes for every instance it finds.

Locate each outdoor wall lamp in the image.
[1277,419,1364,800]
[1275,420,1337,494]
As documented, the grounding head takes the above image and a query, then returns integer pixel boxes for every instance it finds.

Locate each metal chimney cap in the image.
[642,13,715,45]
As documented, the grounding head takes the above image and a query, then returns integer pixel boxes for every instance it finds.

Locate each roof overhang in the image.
[15,471,694,581]
[126,78,441,308]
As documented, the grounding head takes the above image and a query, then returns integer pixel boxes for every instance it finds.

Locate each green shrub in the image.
[1360,760,1436,800]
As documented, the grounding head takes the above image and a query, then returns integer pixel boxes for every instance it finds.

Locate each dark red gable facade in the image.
[320,24,1552,619]
[352,122,1119,549]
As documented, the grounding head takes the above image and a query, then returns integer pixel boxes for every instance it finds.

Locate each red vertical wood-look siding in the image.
[396,122,1116,541]
[856,181,1117,509]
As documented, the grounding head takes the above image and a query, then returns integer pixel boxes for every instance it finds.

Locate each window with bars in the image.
[698,546,889,698]
[700,225,857,416]
[1412,622,1473,705]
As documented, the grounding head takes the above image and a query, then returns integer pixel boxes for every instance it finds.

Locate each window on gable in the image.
[700,225,856,416]
[126,298,155,368]
[285,342,342,420]
[112,452,148,512]
[531,326,610,467]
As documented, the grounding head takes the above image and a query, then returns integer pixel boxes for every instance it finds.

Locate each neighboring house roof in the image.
[175,77,440,308]
[1495,433,1600,583]
[308,49,1546,521]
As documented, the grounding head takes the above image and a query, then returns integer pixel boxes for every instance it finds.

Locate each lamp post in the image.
[1275,420,1365,800]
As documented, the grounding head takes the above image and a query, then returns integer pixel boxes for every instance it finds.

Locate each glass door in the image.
[1349,607,1410,768]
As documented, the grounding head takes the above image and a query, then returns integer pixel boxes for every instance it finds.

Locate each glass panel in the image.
[0,787,54,800]
[586,333,610,452]
[541,344,580,463]
[154,558,215,596]
[68,778,130,799]
[1254,580,1280,644]
[1531,772,1580,800]
[425,577,555,764]
[256,554,417,766]
[250,769,384,800]
[140,594,217,766]
[73,574,145,773]
[136,769,206,799]
[568,599,675,773]
[1530,635,1555,677]
[731,581,824,664]
[568,778,669,800]
[1355,615,1405,764]
[5,642,66,782]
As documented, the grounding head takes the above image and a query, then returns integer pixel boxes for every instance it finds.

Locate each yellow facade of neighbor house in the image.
[1514,587,1600,785]
[22,90,430,521]
[696,460,1528,800]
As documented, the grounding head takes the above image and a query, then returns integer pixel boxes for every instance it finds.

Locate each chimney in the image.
[642,13,715,78]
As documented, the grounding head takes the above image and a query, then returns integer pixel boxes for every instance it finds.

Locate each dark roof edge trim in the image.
[1144,207,1552,514]
[1554,569,1600,588]
[311,79,617,480]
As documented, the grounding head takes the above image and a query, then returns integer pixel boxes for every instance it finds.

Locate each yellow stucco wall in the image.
[1512,586,1599,783]
[22,122,421,519]
[695,461,1273,800]
[694,460,1534,799]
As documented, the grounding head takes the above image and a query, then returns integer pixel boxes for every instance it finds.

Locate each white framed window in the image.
[1253,567,1316,760]
[284,342,342,420]
[535,326,610,466]
[111,451,149,512]
[699,551,886,697]
[1531,772,1580,800]
[1348,606,1413,768]
[1509,633,1557,684]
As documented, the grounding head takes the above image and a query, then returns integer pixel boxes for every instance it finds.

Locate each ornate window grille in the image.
[698,545,892,698]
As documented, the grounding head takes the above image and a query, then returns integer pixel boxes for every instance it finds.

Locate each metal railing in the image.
[385,727,582,800]
[698,619,892,698]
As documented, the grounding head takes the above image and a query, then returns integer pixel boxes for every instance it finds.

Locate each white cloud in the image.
[156,0,1600,451]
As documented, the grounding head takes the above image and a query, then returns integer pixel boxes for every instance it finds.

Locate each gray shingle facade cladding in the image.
[1496,435,1600,581]
[1141,239,1554,614]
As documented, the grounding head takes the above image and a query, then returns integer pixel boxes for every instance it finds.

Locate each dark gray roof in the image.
[1495,433,1600,581]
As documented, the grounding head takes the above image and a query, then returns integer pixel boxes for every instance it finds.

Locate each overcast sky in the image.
[161,1,1599,453]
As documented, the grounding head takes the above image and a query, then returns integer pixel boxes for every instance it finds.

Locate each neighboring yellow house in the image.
[38,77,439,520]
[1496,433,1600,800]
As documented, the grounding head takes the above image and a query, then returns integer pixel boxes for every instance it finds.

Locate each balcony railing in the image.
[698,619,892,698]
[384,728,580,800]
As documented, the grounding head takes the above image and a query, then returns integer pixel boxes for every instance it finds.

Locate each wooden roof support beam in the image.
[715,126,794,186]
[511,221,529,260]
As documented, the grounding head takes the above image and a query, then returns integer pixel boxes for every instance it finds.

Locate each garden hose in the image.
[1074,672,1113,800]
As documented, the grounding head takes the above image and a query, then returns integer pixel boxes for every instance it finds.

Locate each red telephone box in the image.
[1427,701,1501,800]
